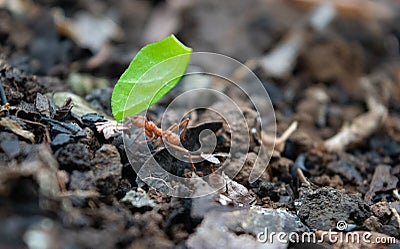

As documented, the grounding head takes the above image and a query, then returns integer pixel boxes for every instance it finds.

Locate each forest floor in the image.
[0,0,400,248]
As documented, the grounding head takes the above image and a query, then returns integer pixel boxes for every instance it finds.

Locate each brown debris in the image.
[291,0,395,21]
[365,165,398,205]
[371,202,393,220]
[229,152,271,185]
[295,86,330,128]
[0,144,61,203]
[259,1,337,78]
[296,187,371,230]
[301,36,364,94]
[313,174,344,188]
[326,153,364,186]
[69,144,123,196]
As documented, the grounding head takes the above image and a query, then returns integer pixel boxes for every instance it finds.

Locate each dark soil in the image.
[0,1,400,249]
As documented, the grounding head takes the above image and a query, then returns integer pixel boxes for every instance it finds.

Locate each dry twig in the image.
[297,168,311,187]
[262,121,298,153]
[324,77,388,152]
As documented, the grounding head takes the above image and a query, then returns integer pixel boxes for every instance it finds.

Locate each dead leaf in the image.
[365,165,398,204]
[53,97,73,120]
[50,92,113,120]
[35,93,50,118]
[0,117,35,143]
[220,173,256,206]
[0,144,61,204]
[200,153,220,164]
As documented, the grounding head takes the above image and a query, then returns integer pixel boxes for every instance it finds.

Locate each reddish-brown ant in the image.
[96,115,222,171]
[123,115,196,170]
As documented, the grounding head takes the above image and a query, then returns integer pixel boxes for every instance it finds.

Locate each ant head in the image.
[124,115,147,128]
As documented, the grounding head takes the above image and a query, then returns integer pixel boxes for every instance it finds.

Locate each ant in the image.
[123,115,197,171]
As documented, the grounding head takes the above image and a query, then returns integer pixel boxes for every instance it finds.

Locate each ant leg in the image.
[138,136,156,145]
[129,127,153,145]
[129,137,156,157]
[121,127,144,150]
[130,135,156,153]
[179,118,189,142]
[165,141,196,171]
[167,118,190,141]
[131,129,145,143]
[187,152,195,172]
[167,123,179,132]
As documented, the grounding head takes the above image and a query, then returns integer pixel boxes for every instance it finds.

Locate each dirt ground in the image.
[0,0,400,248]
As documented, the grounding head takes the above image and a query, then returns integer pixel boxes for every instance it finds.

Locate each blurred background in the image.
[1,0,399,78]
[2,0,400,137]
[2,0,400,118]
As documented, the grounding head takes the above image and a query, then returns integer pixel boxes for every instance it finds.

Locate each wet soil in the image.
[0,1,400,249]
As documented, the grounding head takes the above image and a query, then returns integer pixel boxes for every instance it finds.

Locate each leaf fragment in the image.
[111,35,192,122]
[200,153,220,164]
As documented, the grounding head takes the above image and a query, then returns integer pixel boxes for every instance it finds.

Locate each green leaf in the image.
[111,35,192,122]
